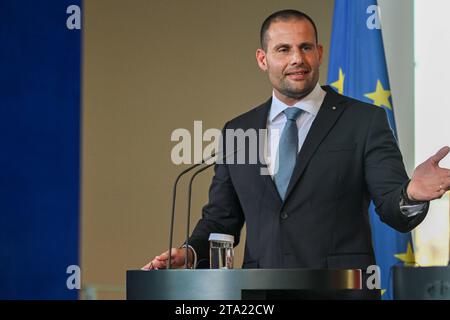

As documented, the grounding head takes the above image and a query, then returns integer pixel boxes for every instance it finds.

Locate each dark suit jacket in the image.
[188,86,428,270]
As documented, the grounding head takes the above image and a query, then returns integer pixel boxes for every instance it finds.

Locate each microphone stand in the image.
[167,153,215,269]
[184,163,215,269]
[183,147,238,269]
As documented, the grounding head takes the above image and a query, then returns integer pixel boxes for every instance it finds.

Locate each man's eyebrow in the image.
[273,42,316,50]
[273,43,291,49]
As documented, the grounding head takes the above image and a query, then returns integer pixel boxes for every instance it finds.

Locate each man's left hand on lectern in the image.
[141,247,194,270]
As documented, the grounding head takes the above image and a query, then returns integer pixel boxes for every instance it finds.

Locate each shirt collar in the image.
[269,83,326,122]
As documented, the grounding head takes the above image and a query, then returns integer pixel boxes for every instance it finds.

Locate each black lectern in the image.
[127,269,371,300]
[393,266,450,299]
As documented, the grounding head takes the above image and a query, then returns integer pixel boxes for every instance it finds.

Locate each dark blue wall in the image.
[0,0,81,299]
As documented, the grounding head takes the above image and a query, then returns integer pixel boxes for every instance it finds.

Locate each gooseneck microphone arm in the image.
[184,162,215,269]
[167,153,216,269]
[183,147,239,269]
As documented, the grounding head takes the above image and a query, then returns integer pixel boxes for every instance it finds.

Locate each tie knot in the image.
[283,107,302,121]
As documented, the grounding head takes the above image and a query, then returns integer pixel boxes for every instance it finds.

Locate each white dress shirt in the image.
[266,83,325,177]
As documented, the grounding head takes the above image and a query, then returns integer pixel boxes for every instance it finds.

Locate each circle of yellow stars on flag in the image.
[330,69,393,111]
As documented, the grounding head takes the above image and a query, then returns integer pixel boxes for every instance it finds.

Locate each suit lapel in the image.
[283,86,347,203]
[246,98,283,205]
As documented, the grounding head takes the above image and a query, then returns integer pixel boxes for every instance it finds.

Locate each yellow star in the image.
[364,80,392,110]
[381,289,387,296]
[394,242,415,266]
[331,68,345,94]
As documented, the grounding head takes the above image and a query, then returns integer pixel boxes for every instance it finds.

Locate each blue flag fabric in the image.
[327,0,413,299]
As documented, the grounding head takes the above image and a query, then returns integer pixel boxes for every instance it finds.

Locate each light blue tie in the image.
[274,107,302,200]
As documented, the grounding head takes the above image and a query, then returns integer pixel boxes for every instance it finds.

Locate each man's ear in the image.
[256,48,268,71]
[317,44,324,65]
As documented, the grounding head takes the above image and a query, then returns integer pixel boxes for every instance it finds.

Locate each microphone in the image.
[167,152,217,269]
[184,147,240,269]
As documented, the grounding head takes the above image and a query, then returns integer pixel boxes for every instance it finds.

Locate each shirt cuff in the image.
[181,244,197,269]
[399,201,427,218]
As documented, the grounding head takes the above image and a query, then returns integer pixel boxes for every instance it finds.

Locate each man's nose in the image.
[290,49,304,65]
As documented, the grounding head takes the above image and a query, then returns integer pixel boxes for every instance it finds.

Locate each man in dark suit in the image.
[143,10,450,272]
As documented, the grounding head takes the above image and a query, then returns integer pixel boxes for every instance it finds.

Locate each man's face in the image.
[256,19,323,105]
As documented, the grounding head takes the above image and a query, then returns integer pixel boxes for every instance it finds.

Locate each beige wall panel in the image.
[82,0,333,299]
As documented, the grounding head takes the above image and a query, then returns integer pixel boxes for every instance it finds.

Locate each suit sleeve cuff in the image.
[399,179,429,217]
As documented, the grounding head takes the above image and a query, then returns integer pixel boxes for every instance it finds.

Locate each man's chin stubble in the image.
[281,85,314,100]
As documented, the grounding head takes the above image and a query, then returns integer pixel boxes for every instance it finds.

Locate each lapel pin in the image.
[332,106,337,110]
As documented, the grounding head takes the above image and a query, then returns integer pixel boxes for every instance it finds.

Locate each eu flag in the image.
[327,0,414,299]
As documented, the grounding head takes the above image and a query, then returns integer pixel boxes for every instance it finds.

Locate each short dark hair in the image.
[260,9,318,50]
